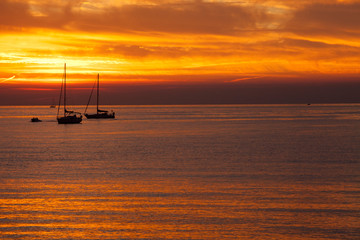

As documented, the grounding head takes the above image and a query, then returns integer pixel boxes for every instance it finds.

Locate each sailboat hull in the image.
[85,112,115,119]
[57,116,82,124]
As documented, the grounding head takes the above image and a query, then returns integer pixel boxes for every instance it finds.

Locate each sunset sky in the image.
[1,0,360,105]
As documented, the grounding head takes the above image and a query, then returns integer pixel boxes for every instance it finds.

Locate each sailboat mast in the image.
[57,65,64,118]
[97,73,99,113]
[64,63,67,116]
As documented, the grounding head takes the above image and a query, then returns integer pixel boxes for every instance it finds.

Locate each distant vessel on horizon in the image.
[50,99,56,108]
[57,63,82,124]
[84,73,115,119]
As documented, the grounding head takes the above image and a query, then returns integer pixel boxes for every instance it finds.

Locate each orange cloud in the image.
[286,2,360,38]
[0,75,15,83]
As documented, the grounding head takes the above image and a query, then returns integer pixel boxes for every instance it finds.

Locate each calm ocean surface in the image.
[0,104,359,239]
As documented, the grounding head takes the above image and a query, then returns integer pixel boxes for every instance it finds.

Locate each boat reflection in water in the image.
[56,63,82,124]
[84,73,115,119]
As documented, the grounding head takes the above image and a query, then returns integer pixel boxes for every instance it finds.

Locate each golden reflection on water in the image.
[1,178,359,239]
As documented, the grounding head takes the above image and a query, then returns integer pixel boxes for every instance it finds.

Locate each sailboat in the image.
[84,73,115,119]
[57,63,82,124]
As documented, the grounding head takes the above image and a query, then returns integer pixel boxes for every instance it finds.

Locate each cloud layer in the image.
[1,1,360,35]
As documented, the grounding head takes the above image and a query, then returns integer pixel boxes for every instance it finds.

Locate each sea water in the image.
[0,104,359,239]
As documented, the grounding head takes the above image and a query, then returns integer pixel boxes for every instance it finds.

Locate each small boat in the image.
[50,98,56,108]
[84,73,115,119]
[31,117,42,122]
[56,63,82,124]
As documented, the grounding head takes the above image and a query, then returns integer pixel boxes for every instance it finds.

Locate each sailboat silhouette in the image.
[84,74,115,119]
[57,63,82,124]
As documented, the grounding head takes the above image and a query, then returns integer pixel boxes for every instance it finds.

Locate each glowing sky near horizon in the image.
[0,0,360,86]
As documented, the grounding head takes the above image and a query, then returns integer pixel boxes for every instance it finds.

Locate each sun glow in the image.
[0,0,359,104]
